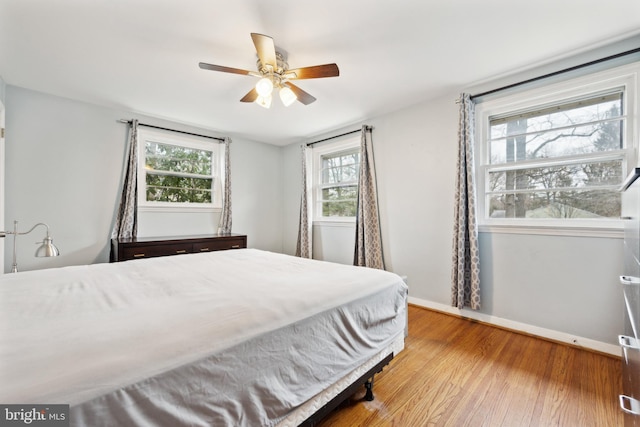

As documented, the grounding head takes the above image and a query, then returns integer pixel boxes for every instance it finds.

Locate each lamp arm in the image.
[0,222,51,237]
[15,222,52,238]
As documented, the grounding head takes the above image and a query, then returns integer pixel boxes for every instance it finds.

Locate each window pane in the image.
[146,142,212,175]
[147,188,212,203]
[322,185,357,201]
[322,201,357,217]
[490,93,623,164]
[322,164,359,184]
[321,185,357,216]
[146,174,212,203]
[488,189,620,219]
[491,93,622,137]
[489,160,623,191]
[321,152,360,185]
[490,121,622,164]
[322,152,359,168]
[317,147,360,218]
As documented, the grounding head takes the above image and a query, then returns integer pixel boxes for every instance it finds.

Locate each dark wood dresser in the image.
[620,168,640,425]
[110,234,247,262]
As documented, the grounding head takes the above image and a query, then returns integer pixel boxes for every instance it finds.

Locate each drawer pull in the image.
[133,253,146,258]
[231,245,240,249]
[175,250,187,254]
[620,276,640,286]
[620,395,640,415]
[619,335,640,350]
[200,248,210,252]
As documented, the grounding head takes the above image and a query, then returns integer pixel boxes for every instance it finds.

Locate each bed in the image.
[0,248,407,426]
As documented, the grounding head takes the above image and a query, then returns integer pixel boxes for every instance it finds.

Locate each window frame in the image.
[474,62,640,237]
[311,135,361,225]
[136,127,223,213]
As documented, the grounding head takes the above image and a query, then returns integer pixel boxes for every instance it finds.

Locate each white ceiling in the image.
[1,0,639,146]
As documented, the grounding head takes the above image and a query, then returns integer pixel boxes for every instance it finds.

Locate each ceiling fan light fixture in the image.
[199,33,340,107]
[255,94,272,109]
[279,86,297,107]
[255,77,274,97]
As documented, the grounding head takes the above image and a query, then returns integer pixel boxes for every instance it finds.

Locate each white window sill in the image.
[479,222,624,238]
[313,219,356,227]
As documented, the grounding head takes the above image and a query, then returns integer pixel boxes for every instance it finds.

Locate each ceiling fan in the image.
[199,33,339,108]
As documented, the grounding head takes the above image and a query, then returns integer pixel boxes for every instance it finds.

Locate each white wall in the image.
[281,142,301,256]
[0,76,5,103]
[4,86,283,271]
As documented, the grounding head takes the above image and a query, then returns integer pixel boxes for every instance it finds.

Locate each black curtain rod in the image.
[470,46,640,100]
[118,119,225,142]
[307,126,371,147]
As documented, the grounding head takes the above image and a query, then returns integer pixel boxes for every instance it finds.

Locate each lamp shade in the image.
[255,94,272,109]
[279,86,297,106]
[255,77,274,97]
[35,236,60,258]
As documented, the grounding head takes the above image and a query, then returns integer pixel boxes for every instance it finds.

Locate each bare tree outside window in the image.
[487,92,624,219]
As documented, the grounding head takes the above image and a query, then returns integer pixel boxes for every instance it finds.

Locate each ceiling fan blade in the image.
[287,64,340,79]
[240,88,259,103]
[251,33,277,70]
[199,62,253,76]
[284,82,316,105]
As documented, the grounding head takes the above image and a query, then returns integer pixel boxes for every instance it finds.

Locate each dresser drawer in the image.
[621,274,640,342]
[121,243,193,260]
[620,334,640,423]
[193,237,245,252]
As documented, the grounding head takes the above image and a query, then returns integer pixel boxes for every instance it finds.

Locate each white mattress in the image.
[0,249,407,426]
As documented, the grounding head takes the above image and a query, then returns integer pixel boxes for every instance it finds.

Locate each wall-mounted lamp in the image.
[0,220,60,273]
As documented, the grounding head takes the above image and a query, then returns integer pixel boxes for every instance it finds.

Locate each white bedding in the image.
[0,249,407,426]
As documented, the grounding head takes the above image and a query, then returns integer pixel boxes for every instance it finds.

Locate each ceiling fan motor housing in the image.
[257,52,290,83]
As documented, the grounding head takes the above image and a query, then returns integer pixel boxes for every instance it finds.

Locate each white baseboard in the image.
[408,296,621,357]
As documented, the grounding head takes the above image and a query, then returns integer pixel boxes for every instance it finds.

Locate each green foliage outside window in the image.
[146,174,213,203]
[322,186,358,216]
[145,141,214,204]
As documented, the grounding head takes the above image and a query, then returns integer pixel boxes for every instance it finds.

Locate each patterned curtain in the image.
[354,125,384,269]
[295,144,312,258]
[218,137,232,234]
[111,119,139,240]
[451,94,481,310]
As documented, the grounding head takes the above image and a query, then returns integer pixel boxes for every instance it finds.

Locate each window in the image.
[312,136,361,222]
[475,63,640,234]
[137,127,222,211]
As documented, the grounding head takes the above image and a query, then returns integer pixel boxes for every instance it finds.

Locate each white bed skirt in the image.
[276,335,405,426]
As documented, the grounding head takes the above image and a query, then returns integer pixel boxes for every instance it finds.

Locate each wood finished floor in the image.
[316,305,622,427]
